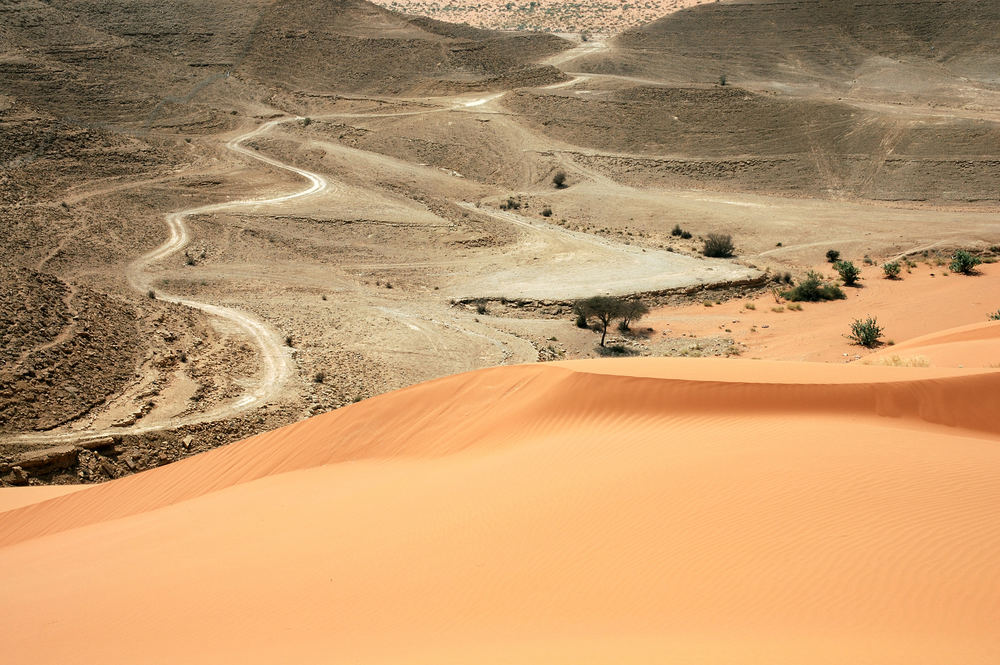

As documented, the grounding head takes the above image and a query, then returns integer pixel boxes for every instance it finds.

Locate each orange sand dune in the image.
[2,326,1000,664]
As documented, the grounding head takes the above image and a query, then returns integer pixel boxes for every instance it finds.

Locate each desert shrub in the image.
[475,300,488,315]
[783,271,846,302]
[718,74,727,86]
[147,289,156,299]
[575,312,589,328]
[499,197,521,211]
[834,260,861,286]
[989,309,1000,321]
[744,302,756,310]
[680,230,693,239]
[541,207,552,217]
[703,233,734,258]
[670,223,683,237]
[826,249,840,263]
[552,171,567,188]
[787,303,803,311]
[284,334,293,347]
[302,117,312,126]
[882,261,901,279]
[949,250,981,275]
[848,316,884,348]
[782,272,794,284]
[313,371,325,383]
[185,254,196,266]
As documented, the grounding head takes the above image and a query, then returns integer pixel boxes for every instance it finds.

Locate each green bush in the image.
[949,250,982,275]
[782,271,846,302]
[834,260,861,286]
[575,312,590,328]
[703,233,735,258]
[826,249,840,263]
[882,261,901,279]
[848,316,884,348]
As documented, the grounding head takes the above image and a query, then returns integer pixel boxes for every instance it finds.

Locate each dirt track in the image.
[8,117,326,444]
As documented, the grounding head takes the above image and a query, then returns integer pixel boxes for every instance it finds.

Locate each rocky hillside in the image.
[579,0,1000,103]
[0,267,143,433]
[504,85,1000,201]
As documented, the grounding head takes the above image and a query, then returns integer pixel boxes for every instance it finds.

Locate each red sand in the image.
[2,323,999,663]
[647,262,1000,364]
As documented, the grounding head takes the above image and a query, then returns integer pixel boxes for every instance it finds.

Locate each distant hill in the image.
[0,0,569,126]
[578,0,1000,104]
[237,0,569,95]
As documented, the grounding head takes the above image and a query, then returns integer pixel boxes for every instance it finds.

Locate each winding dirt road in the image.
[9,117,327,445]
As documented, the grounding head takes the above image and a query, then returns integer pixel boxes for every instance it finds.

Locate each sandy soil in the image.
[372,0,713,33]
[2,321,998,663]
[645,262,1000,364]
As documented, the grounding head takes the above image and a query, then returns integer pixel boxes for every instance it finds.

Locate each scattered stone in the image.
[2,466,30,486]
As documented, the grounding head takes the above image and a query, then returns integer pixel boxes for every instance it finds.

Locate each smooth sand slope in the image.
[2,324,999,664]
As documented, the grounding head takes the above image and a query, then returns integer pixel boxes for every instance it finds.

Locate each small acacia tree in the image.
[574,296,625,346]
[619,300,650,332]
